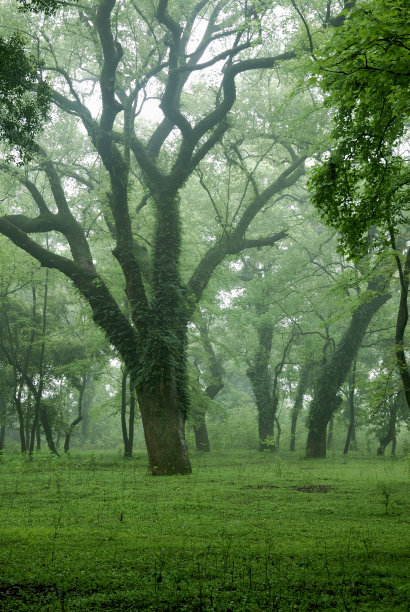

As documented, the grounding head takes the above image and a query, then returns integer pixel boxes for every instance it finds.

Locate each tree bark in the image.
[290,364,311,451]
[377,395,399,456]
[193,419,210,452]
[343,360,358,454]
[391,244,410,410]
[64,415,83,453]
[121,370,135,458]
[14,395,26,453]
[327,413,335,450]
[0,391,6,452]
[274,415,281,448]
[39,405,59,455]
[137,381,191,475]
[192,319,225,452]
[306,274,390,458]
[29,268,48,457]
[0,423,5,452]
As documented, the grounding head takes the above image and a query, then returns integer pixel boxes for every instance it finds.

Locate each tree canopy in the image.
[308,0,410,259]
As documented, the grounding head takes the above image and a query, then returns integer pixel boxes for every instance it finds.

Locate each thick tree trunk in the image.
[306,421,328,458]
[137,381,191,475]
[306,276,390,458]
[290,365,311,452]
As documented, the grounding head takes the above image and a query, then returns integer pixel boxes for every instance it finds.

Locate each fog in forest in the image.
[0,0,408,610]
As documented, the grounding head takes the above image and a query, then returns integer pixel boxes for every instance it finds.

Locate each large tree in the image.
[0,0,317,473]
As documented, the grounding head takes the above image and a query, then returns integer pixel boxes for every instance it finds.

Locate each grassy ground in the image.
[0,450,409,611]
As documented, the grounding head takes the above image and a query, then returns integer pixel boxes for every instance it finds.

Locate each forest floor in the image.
[0,450,409,611]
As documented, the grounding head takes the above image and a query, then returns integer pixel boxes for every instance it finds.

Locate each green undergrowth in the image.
[0,450,409,610]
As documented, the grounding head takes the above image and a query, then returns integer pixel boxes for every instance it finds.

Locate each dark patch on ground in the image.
[292,485,332,493]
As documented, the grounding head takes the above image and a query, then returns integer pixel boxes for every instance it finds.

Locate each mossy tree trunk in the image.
[137,379,191,475]
[247,321,276,451]
[306,276,390,458]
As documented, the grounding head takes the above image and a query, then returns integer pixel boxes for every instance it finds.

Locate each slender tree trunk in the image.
[137,380,191,475]
[327,414,335,450]
[64,378,85,453]
[81,374,94,444]
[306,275,390,458]
[247,321,276,451]
[29,268,48,458]
[121,369,129,457]
[64,416,83,453]
[36,421,41,450]
[128,374,135,455]
[0,391,5,452]
[274,415,281,448]
[392,244,410,410]
[0,423,5,452]
[194,419,210,452]
[14,395,26,453]
[192,319,225,452]
[344,360,358,454]
[377,396,399,456]
[193,381,224,452]
[39,405,59,455]
[121,369,135,458]
[290,365,311,451]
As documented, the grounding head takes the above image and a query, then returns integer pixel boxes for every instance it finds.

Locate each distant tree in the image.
[305,261,391,458]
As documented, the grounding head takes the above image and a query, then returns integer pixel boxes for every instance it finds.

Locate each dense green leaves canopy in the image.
[0,33,50,161]
[308,0,410,258]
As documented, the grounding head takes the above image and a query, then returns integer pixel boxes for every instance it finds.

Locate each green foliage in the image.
[17,0,74,15]
[0,33,50,162]
[308,0,410,259]
[0,451,409,610]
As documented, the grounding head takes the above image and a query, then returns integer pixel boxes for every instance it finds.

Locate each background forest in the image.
[0,1,409,610]
[0,0,408,463]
